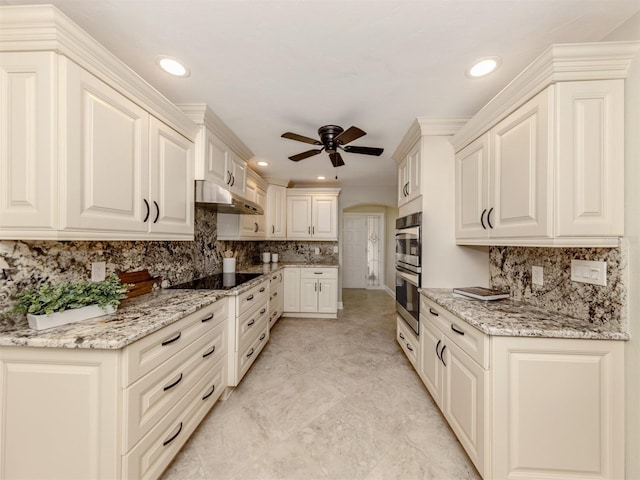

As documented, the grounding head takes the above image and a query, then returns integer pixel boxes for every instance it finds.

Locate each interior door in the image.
[343,215,367,288]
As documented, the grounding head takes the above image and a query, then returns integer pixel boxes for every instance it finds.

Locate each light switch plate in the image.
[571,259,607,286]
[532,266,543,286]
[91,261,106,282]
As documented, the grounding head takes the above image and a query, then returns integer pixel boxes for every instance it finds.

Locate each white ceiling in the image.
[3,0,638,189]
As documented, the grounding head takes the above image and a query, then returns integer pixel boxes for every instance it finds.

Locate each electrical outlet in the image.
[333,246,338,254]
[314,247,320,255]
[571,260,607,286]
[91,261,106,282]
[532,266,543,286]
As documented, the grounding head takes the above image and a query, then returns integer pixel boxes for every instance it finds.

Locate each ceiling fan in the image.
[281,125,384,168]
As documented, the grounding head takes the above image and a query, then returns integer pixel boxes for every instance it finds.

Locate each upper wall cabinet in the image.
[0,6,197,240]
[286,188,340,241]
[397,142,421,207]
[266,184,287,239]
[452,42,638,247]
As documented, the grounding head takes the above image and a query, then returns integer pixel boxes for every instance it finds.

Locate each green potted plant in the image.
[12,273,129,330]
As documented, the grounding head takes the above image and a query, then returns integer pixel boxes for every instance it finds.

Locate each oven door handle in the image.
[396,268,419,287]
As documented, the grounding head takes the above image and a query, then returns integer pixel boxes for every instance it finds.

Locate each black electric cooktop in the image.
[169,272,263,290]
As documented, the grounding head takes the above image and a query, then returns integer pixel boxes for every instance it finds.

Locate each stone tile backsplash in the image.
[0,208,337,312]
[489,245,625,330]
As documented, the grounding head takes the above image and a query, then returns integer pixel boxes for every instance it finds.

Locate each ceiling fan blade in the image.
[343,145,384,156]
[334,126,366,145]
[329,152,345,168]
[281,132,322,145]
[289,149,323,162]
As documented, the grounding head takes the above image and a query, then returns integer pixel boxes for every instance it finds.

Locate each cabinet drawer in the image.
[300,267,337,279]
[124,321,226,450]
[236,280,269,317]
[421,296,489,369]
[237,324,269,381]
[397,316,419,366]
[123,356,226,480]
[123,299,228,387]
[236,300,269,351]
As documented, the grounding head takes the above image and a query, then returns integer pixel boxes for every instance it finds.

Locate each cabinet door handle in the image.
[480,208,487,230]
[202,384,215,401]
[202,345,216,358]
[272,225,275,234]
[201,313,214,323]
[247,319,255,327]
[314,282,317,292]
[143,199,150,222]
[254,222,258,232]
[227,171,232,185]
[440,345,447,367]
[308,226,311,234]
[163,422,183,447]
[429,308,439,316]
[312,226,315,234]
[407,343,413,352]
[230,174,235,187]
[273,292,278,297]
[259,333,266,341]
[319,282,322,292]
[487,207,494,229]
[163,373,183,391]
[246,294,254,301]
[246,348,255,358]
[399,332,406,340]
[161,332,181,346]
[436,339,442,360]
[451,324,465,336]
[153,201,160,223]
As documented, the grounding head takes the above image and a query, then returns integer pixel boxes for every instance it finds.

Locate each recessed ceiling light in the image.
[257,161,269,167]
[156,56,190,77]
[466,56,501,78]
[317,176,326,180]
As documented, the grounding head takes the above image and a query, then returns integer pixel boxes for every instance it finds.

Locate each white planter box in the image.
[27,304,117,331]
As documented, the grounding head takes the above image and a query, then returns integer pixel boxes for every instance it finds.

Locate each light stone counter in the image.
[0,263,338,350]
[422,288,628,341]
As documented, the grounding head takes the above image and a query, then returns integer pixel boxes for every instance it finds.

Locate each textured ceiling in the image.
[3,0,638,189]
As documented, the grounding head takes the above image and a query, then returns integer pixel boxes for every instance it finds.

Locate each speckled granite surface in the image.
[422,288,628,341]
[0,264,338,350]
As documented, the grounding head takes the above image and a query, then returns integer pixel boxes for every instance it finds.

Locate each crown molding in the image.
[392,117,469,163]
[0,5,198,140]
[451,41,640,151]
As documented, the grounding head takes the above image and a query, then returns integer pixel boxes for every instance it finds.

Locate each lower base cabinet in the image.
[0,300,228,480]
[282,267,338,318]
[415,296,624,480]
[268,270,284,327]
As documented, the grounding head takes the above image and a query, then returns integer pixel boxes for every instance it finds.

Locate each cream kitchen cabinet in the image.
[286,188,340,240]
[283,267,301,312]
[217,170,267,240]
[419,295,624,480]
[283,267,338,318]
[452,42,634,247]
[397,142,421,207]
[0,299,228,480]
[396,317,419,368]
[0,10,197,241]
[266,184,287,239]
[268,270,284,327]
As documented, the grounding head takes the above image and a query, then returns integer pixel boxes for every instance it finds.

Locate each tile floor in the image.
[161,289,482,480]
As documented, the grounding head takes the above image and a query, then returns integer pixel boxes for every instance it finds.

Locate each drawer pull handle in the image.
[246,294,255,301]
[440,345,447,367]
[260,308,266,315]
[429,308,439,316]
[246,348,255,358]
[259,287,266,293]
[163,373,183,392]
[314,272,323,275]
[201,313,214,323]
[202,384,215,401]
[161,332,181,346]
[451,324,465,335]
[436,339,442,360]
[248,319,255,327]
[407,343,413,352]
[272,275,278,280]
[399,332,405,340]
[202,345,216,358]
[163,422,183,447]
[273,291,278,297]
[260,333,266,341]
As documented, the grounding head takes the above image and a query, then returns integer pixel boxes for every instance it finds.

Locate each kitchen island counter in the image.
[421,288,628,341]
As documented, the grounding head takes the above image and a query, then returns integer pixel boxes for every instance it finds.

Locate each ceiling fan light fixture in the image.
[156,56,190,77]
[466,56,501,78]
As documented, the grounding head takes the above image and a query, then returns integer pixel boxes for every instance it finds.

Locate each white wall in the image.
[603,14,640,479]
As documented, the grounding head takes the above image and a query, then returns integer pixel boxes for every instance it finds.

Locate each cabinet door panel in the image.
[287,196,312,238]
[299,278,318,312]
[317,278,337,313]
[65,60,149,232]
[0,52,56,231]
[203,129,228,186]
[149,117,194,235]
[556,80,624,237]
[312,196,337,239]
[267,185,286,238]
[283,268,301,312]
[455,134,489,239]
[419,319,444,408]
[490,89,550,238]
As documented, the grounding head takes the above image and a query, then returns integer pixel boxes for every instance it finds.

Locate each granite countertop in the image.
[0,262,339,350]
[422,288,628,341]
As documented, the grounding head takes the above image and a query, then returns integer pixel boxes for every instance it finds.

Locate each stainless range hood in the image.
[195,180,263,215]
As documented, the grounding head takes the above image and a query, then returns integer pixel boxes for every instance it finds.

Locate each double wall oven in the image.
[395,212,421,336]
